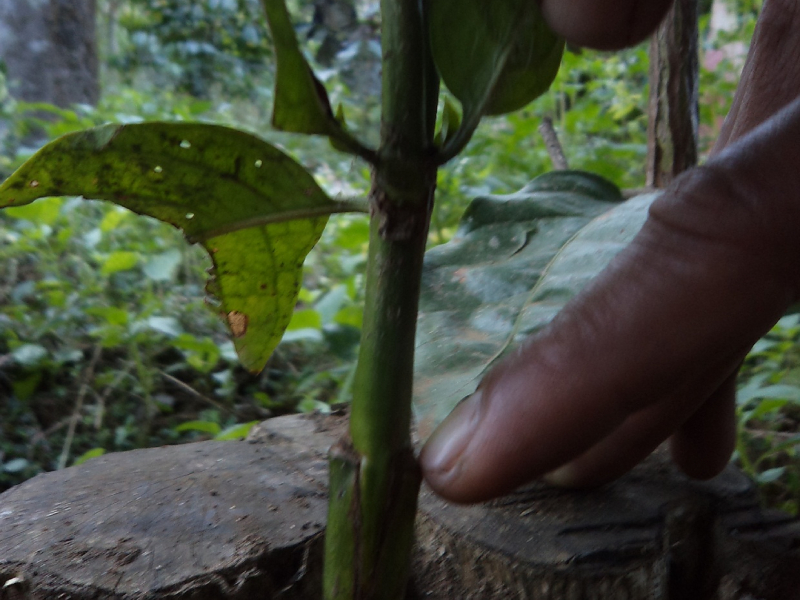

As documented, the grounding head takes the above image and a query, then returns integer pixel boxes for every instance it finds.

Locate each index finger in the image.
[540,0,675,49]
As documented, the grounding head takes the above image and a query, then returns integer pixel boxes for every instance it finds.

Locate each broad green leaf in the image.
[414,172,652,436]
[0,122,343,372]
[483,8,564,116]
[261,0,336,134]
[429,0,564,137]
[101,250,139,275]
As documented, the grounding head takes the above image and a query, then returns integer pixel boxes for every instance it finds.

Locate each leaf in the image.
[414,171,649,437]
[260,0,376,161]
[0,122,343,372]
[214,421,259,441]
[2,458,30,473]
[429,0,564,144]
[11,344,49,367]
[261,0,336,135]
[287,308,323,331]
[3,197,63,225]
[102,251,139,275]
[144,248,183,281]
[175,420,222,435]
[100,207,129,232]
[434,96,463,147]
[74,448,106,466]
[756,467,786,484]
[738,383,800,405]
[145,316,184,338]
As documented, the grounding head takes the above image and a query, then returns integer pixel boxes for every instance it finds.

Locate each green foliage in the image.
[737,314,800,515]
[112,0,274,97]
[430,0,563,118]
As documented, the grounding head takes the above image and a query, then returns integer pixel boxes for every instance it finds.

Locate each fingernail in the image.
[542,464,579,488]
[421,390,482,477]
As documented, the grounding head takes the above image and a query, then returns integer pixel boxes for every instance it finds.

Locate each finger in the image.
[421,108,800,503]
[421,214,781,502]
[539,0,674,50]
[670,370,737,479]
[714,0,800,153]
[543,368,739,488]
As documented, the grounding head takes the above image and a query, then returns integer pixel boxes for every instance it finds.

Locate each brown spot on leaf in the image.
[29,180,39,188]
[227,311,249,338]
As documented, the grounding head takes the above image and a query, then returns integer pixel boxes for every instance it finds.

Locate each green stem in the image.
[323,0,439,598]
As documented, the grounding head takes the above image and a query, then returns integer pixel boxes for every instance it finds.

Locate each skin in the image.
[420,0,800,503]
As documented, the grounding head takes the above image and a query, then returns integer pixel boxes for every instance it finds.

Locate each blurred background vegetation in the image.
[0,0,797,514]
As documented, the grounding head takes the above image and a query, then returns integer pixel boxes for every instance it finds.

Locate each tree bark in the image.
[0,0,99,107]
[1,414,797,599]
[646,0,699,187]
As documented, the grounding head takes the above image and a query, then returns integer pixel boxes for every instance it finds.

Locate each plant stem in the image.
[323,1,439,598]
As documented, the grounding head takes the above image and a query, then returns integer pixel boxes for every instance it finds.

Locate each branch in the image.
[538,117,569,170]
[58,344,102,470]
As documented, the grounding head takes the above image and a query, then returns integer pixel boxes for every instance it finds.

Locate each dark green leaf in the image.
[261,0,377,161]
[429,0,563,128]
[0,122,343,372]
[414,172,649,436]
[483,6,564,116]
[262,0,336,134]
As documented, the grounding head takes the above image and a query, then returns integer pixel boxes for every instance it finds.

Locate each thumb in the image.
[420,106,800,501]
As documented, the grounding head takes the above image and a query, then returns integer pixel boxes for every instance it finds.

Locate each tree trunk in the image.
[1,414,797,599]
[646,0,699,187]
[0,0,99,107]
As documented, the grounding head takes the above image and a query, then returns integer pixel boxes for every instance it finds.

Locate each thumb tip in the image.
[419,390,483,498]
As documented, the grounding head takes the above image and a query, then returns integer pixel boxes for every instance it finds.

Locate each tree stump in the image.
[1,414,798,599]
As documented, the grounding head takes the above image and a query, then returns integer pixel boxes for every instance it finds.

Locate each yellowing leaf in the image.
[0,122,353,372]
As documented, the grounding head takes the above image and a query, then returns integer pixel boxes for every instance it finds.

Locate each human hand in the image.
[420,0,800,503]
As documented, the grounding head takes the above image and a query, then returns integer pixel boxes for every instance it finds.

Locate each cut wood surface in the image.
[1,414,798,599]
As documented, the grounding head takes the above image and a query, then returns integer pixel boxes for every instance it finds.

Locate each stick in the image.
[158,370,237,417]
[58,344,102,470]
[538,117,569,170]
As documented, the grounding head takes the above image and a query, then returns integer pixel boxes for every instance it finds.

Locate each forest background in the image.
[0,0,797,514]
